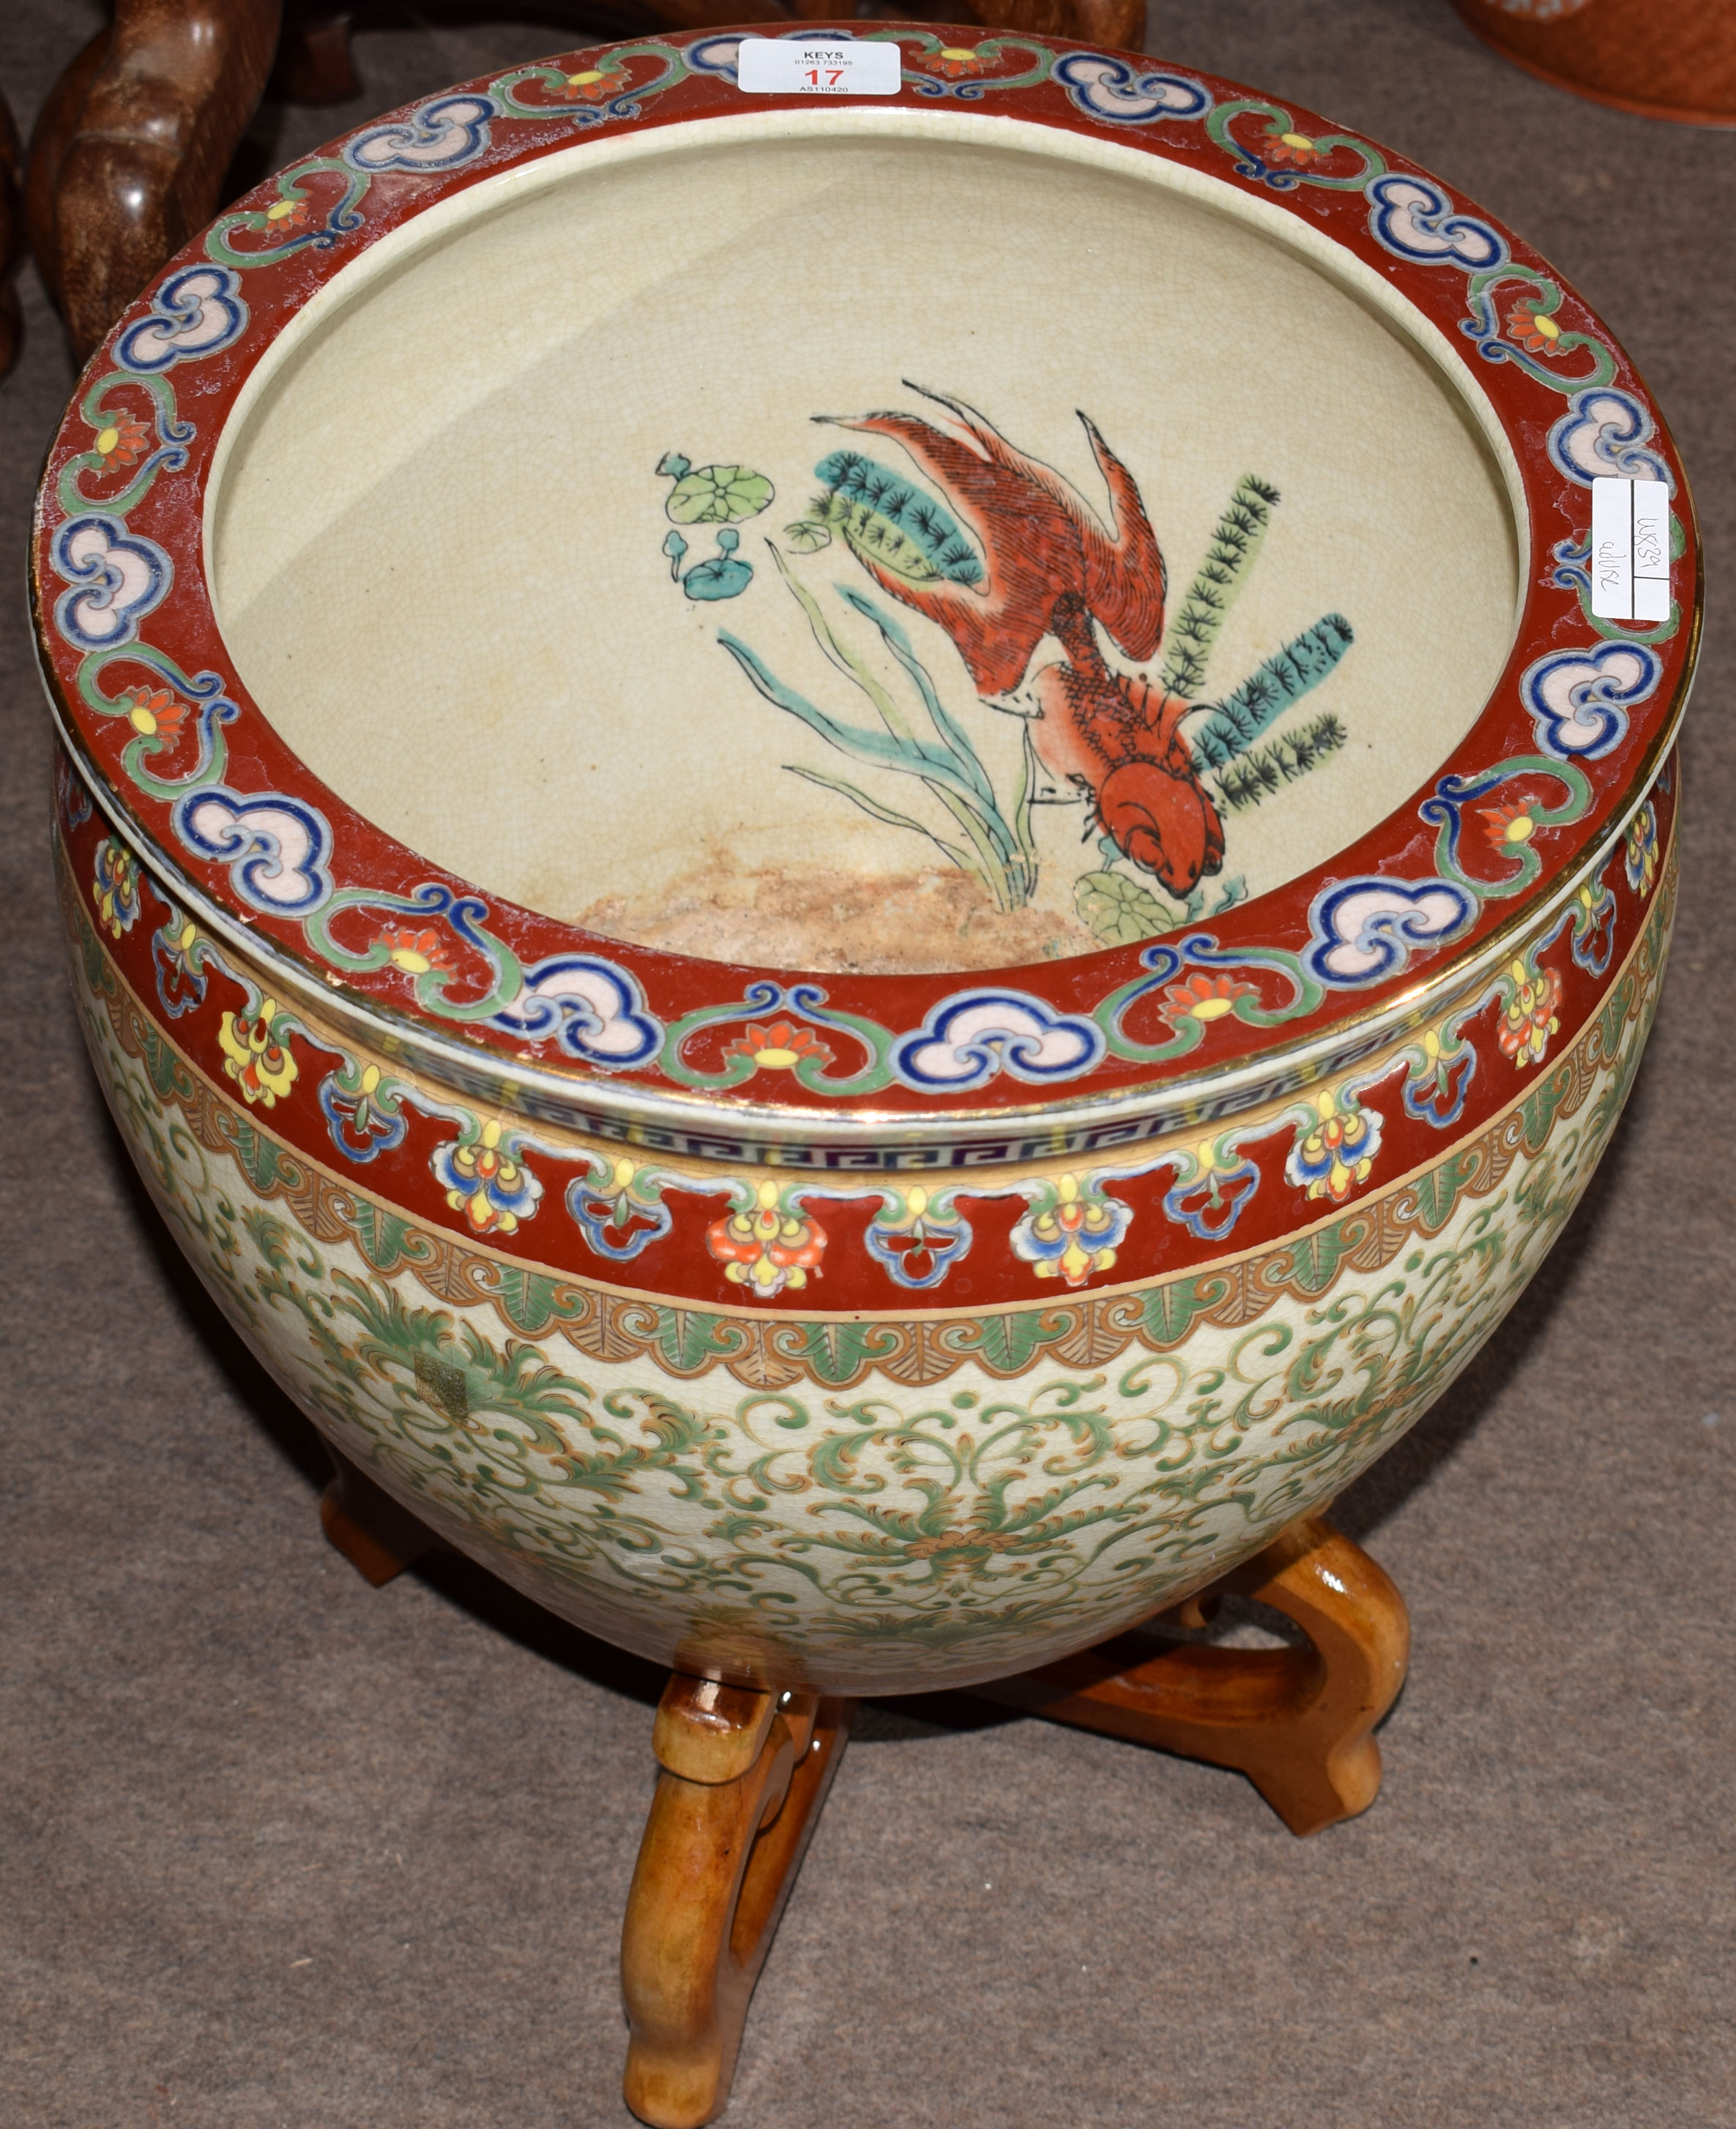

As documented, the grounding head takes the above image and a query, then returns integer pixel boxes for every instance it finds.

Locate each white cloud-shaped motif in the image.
[114,265,247,373]
[1054,53,1212,124]
[1366,174,1505,269]
[1546,388,1673,491]
[685,36,745,78]
[493,956,663,1071]
[174,790,333,915]
[1522,643,1661,760]
[51,515,171,650]
[1306,879,1475,986]
[895,993,1105,1091]
[344,94,496,172]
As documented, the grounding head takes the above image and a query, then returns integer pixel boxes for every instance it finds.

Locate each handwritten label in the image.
[737,37,902,97]
[1590,475,1671,623]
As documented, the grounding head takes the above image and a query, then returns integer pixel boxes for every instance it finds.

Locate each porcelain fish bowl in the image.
[36,26,1697,1701]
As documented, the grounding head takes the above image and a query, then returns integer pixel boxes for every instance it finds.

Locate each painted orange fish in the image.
[817,386,1226,898]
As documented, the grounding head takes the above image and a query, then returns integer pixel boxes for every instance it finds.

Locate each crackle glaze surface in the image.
[58,778,1676,1691]
[37,26,1697,1694]
[33,26,1696,1150]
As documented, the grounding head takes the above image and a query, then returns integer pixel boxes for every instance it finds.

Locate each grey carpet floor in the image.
[2,4,1731,2125]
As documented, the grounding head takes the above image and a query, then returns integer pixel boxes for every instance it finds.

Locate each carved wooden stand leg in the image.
[622,1676,854,2129]
[318,1444,436,1587]
[975,1515,1410,1836]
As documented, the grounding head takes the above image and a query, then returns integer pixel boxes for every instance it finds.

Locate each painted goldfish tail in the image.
[1074,411,1166,664]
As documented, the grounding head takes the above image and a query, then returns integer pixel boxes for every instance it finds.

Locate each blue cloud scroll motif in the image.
[1305,878,1475,986]
[1546,387,1673,491]
[173,789,335,916]
[344,94,496,173]
[1521,642,1661,761]
[114,265,247,373]
[1366,174,1505,269]
[492,956,663,1071]
[894,992,1104,1091]
[1055,53,1212,123]
[685,36,746,79]
[51,515,171,650]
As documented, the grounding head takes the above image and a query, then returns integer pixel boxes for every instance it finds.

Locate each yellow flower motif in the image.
[92,838,141,939]
[434,1118,543,1237]
[1012,1173,1130,1289]
[218,998,297,1107]
[1286,1086,1381,1202]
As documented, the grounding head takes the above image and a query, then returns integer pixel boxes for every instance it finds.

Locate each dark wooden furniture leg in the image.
[622,1674,854,2129]
[976,1516,1410,1835]
[318,1444,437,1587]
[25,0,281,363]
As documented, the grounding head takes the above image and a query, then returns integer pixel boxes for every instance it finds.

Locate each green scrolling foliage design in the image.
[160,1117,1611,1671]
[1207,100,1388,190]
[56,371,191,520]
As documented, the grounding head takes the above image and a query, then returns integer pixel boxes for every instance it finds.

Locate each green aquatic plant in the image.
[657,452,774,526]
[1211,711,1349,813]
[783,450,985,588]
[718,549,1039,914]
[1188,615,1355,772]
[1160,474,1280,701]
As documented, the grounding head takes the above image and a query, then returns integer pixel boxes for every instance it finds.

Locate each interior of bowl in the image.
[206,108,1523,977]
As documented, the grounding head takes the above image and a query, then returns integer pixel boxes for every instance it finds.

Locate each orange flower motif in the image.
[1161,972,1256,1029]
[376,925,455,977]
[723,1020,834,1073]
[1480,799,1537,851]
[930,45,989,78]
[92,411,153,469]
[1506,297,1564,357]
[122,685,190,744]
[1264,128,1327,167]
[262,195,313,236]
[556,61,627,102]
[707,1183,827,1299]
[1497,959,1562,1069]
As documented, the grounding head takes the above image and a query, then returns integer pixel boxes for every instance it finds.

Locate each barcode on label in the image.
[736,37,902,96]
[1590,475,1671,623]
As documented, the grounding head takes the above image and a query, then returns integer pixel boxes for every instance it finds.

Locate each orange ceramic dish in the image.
[1452,0,1736,127]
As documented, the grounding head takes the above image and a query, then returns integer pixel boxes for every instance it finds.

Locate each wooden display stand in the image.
[320,1449,1409,2128]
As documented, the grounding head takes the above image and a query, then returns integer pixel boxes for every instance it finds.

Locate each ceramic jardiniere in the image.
[36,27,1696,1699]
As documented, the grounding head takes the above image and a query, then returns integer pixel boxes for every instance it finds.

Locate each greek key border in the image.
[67,848,1674,1392]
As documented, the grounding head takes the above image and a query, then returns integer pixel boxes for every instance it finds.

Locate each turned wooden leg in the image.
[622,1675,854,2129]
[318,1444,437,1587]
[977,1517,1410,1836]
[25,0,282,362]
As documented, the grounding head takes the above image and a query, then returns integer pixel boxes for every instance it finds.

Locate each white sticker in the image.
[1590,475,1671,622]
[736,37,902,97]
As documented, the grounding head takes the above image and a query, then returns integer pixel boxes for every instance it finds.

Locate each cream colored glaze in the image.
[209,110,1522,973]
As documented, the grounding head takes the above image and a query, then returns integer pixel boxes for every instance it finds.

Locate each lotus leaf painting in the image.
[651,387,1356,961]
